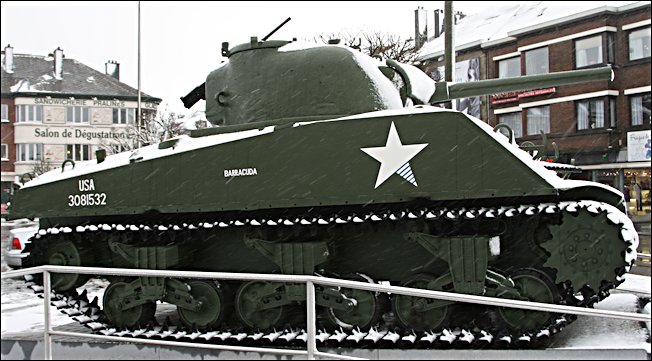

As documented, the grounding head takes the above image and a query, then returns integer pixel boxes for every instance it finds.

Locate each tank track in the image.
[19,200,638,349]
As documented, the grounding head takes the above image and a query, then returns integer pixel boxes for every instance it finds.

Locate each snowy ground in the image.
[548,293,650,352]
[1,277,108,334]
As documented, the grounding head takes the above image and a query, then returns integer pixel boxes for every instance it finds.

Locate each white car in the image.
[4,225,38,268]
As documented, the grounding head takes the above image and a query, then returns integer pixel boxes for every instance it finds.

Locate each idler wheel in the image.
[497,268,560,332]
[235,281,286,330]
[391,273,450,331]
[178,280,229,330]
[103,281,156,329]
[46,238,89,292]
[324,273,386,330]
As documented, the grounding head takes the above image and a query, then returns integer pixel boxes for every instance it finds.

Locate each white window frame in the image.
[16,143,43,162]
[66,144,91,161]
[575,35,603,68]
[113,108,135,124]
[1,144,8,161]
[16,105,43,123]
[526,106,550,136]
[498,112,523,139]
[576,98,608,130]
[630,93,651,126]
[525,47,549,75]
[1,104,8,122]
[498,57,520,79]
[66,106,90,124]
[628,27,651,61]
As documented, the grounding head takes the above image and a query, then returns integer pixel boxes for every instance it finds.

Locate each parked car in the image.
[3,224,38,268]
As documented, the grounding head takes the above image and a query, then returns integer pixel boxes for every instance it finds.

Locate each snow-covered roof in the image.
[1,51,161,102]
[416,1,647,62]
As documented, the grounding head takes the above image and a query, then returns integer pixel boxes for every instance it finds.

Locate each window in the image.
[609,98,616,128]
[66,107,90,123]
[575,97,617,130]
[526,106,550,135]
[113,108,135,124]
[1,144,7,160]
[607,33,615,64]
[498,57,520,78]
[575,34,614,68]
[525,47,549,75]
[498,112,523,138]
[66,144,91,161]
[629,27,651,61]
[16,144,42,162]
[16,105,43,122]
[631,93,651,126]
[1,104,7,121]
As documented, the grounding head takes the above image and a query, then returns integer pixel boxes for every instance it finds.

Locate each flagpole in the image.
[137,1,142,148]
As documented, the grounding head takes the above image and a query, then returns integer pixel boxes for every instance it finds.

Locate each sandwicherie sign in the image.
[26,97,158,110]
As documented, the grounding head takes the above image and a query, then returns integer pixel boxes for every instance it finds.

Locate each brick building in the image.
[416,2,651,216]
[1,45,161,209]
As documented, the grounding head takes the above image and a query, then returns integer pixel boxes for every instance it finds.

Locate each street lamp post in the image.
[444,1,456,110]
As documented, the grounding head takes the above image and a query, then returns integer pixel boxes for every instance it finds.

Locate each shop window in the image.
[66,107,90,123]
[595,169,618,188]
[1,104,7,122]
[625,168,651,216]
[526,106,550,135]
[498,112,523,138]
[113,108,135,124]
[630,93,651,126]
[15,105,43,122]
[1,144,7,160]
[577,97,618,130]
[498,57,520,79]
[16,143,42,162]
[629,27,651,61]
[66,144,90,161]
[525,47,548,75]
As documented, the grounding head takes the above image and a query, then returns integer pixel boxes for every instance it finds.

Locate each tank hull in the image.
[11,107,601,223]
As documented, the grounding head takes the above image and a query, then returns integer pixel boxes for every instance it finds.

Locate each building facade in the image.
[416,2,651,216]
[1,45,161,207]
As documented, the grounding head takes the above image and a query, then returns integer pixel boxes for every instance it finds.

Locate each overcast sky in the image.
[0,1,640,115]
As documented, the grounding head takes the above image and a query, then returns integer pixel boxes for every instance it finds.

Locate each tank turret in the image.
[182,37,612,132]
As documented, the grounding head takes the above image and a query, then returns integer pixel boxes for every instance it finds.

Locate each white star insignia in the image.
[361,122,428,188]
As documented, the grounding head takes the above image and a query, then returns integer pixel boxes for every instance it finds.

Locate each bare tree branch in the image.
[314,30,417,63]
[98,103,186,155]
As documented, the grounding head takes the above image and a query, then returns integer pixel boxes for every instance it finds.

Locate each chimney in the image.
[105,60,120,80]
[434,9,443,39]
[455,11,466,25]
[53,47,64,80]
[414,6,429,50]
[3,44,14,73]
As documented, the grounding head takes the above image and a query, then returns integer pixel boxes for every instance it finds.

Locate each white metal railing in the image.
[2,265,651,360]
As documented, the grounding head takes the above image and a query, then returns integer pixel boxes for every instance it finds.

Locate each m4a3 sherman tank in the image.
[8,35,639,348]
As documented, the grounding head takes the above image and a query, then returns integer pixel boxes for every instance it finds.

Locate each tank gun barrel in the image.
[180,83,206,109]
[262,17,292,41]
[429,65,613,104]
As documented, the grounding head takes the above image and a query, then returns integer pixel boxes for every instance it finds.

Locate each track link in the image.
[19,200,638,349]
